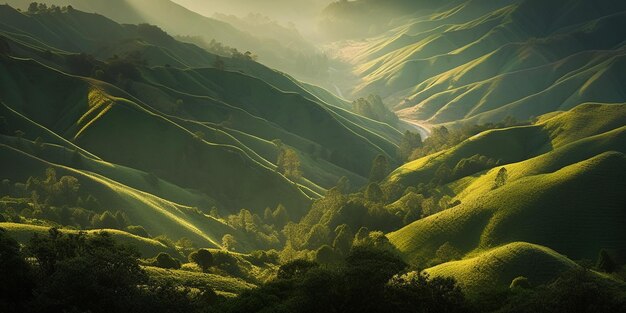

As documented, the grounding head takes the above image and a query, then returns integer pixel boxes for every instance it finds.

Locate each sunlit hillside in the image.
[0,1,625,312]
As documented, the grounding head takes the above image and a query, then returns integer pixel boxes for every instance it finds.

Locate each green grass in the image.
[0,7,403,189]
[0,222,176,258]
[336,0,626,126]
[0,143,250,249]
[423,242,583,294]
[145,266,255,296]
[389,151,626,267]
[387,104,626,269]
[388,103,626,187]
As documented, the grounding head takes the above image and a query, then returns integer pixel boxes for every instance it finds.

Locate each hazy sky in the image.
[171,0,331,33]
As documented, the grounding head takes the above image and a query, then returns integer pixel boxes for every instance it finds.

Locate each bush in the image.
[188,249,213,272]
[277,259,318,280]
[153,252,181,269]
[126,225,151,238]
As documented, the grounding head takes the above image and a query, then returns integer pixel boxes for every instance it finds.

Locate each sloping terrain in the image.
[423,242,584,293]
[332,0,626,126]
[4,0,332,82]
[387,104,626,275]
[0,6,408,252]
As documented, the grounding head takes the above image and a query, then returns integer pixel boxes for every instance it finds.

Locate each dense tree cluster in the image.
[27,2,74,14]
[352,95,399,126]
[226,208,283,249]
[222,245,468,313]
[0,168,136,231]
[0,228,207,313]
[64,51,145,89]
[1,228,623,312]
[409,117,527,161]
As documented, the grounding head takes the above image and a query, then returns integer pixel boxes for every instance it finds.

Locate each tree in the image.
[28,2,39,13]
[493,167,508,189]
[315,245,340,264]
[277,147,302,181]
[0,228,34,309]
[277,259,318,279]
[188,249,213,272]
[213,55,225,70]
[332,224,354,255]
[24,230,148,312]
[364,182,384,202]
[335,176,351,194]
[126,225,150,238]
[222,234,238,251]
[397,131,422,161]
[435,242,462,264]
[272,204,290,227]
[95,211,120,229]
[305,224,331,249]
[596,249,617,273]
[369,154,390,182]
[154,252,181,269]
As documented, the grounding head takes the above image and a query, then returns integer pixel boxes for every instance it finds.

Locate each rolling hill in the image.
[386,104,626,288]
[0,5,407,252]
[3,0,333,83]
[328,0,626,126]
[0,0,624,304]
[423,242,585,293]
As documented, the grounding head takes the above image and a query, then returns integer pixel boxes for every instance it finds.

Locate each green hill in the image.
[385,103,626,273]
[0,222,176,258]
[388,103,626,187]
[3,0,334,83]
[0,5,409,253]
[389,148,626,267]
[423,242,584,294]
[330,0,626,126]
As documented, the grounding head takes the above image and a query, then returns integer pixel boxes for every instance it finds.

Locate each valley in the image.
[0,1,625,312]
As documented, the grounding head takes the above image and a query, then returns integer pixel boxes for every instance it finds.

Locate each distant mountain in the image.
[331,0,626,126]
[4,0,331,82]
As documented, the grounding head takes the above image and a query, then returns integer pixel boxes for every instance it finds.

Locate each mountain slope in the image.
[0,6,404,195]
[423,242,584,293]
[331,0,626,126]
[386,104,626,269]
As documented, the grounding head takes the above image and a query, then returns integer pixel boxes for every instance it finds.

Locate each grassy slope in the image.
[388,104,626,268]
[342,0,626,125]
[389,151,626,266]
[0,143,257,249]
[145,267,255,297]
[0,222,257,295]
[388,103,626,186]
[0,55,312,214]
[0,222,176,258]
[0,6,403,188]
[423,242,583,293]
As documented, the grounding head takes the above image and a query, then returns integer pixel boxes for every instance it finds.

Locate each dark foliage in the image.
[189,248,214,272]
[1,228,208,313]
[481,269,626,313]
[0,229,34,312]
[223,245,467,313]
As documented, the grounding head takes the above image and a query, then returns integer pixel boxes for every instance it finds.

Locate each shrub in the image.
[277,259,318,280]
[188,249,213,272]
[126,225,151,238]
[154,252,181,269]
